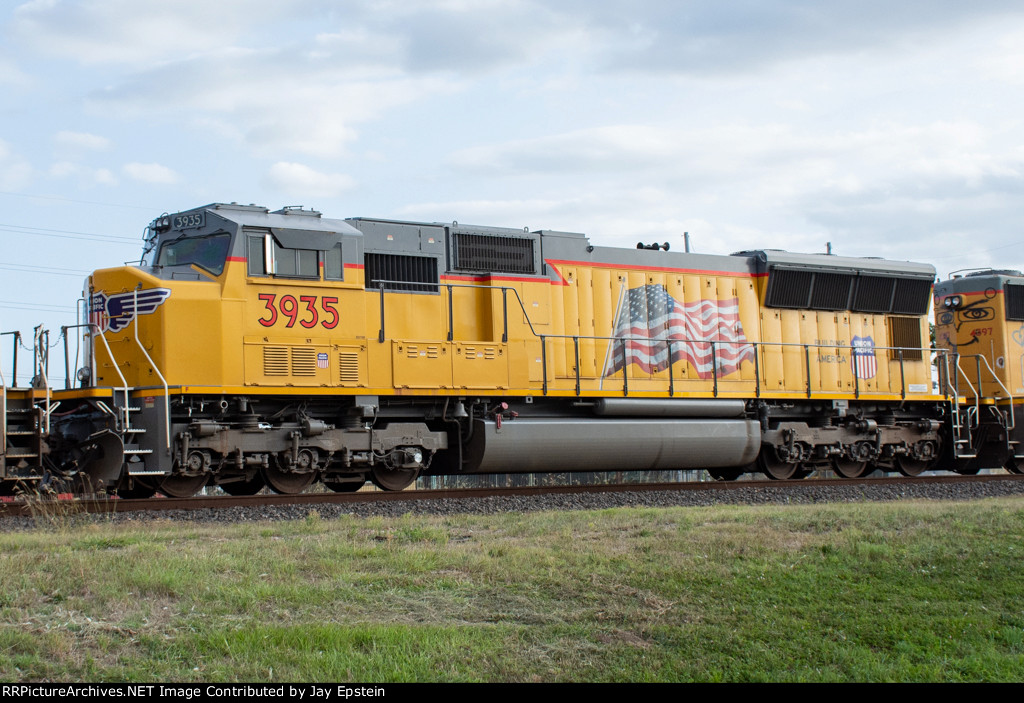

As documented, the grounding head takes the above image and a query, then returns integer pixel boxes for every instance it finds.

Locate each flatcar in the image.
[0,202,1016,496]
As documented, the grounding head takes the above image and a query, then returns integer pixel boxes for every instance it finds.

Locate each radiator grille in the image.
[765,269,813,308]
[892,278,932,315]
[810,272,855,310]
[453,232,536,274]
[853,276,896,313]
[766,266,931,315]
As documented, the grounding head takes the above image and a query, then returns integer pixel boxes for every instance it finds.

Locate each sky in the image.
[3,0,1024,384]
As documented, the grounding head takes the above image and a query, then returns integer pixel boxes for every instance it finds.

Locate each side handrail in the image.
[132,287,171,454]
[956,353,1016,430]
[365,278,938,402]
[32,327,52,434]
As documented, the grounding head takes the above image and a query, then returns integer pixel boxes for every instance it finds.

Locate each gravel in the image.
[3,478,1024,531]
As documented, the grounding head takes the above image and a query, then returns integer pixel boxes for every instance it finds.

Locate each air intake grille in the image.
[453,232,536,274]
[1006,284,1024,321]
[364,253,438,293]
[339,352,360,383]
[263,347,289,376]
[291,348,317,377]
[889,316,923,361]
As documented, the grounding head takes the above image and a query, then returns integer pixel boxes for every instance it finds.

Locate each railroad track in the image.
[2,473,1022,518]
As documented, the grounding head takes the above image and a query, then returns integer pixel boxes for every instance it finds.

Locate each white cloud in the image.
[89,48,459,156]
[53,130,110,152]
[263,162,356,197]
[122,162,179,184]
[0,139,33,189]
[49,161,118,186]
[11,0,301,65]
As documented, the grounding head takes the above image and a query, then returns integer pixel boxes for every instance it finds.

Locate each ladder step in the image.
[7,430,37,436]
[124,449,153,455]
[4,453,38,459]
[127,470,165,476]
[125,427,146,433]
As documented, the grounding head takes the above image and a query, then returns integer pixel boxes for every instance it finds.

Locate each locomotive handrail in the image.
[371,278,545,343]
[132,287,172,454]
[955,353,1015,431]
[0,331,20,387]
[87,322,131,433]
[31,327,52,435]
[535,334,933,399]
[368,278,935,402]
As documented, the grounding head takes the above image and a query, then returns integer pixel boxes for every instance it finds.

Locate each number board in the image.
[172,212,206,230]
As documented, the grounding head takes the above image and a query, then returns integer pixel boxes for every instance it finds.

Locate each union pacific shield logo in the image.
[89,288,171,333]
[851,335,877,380]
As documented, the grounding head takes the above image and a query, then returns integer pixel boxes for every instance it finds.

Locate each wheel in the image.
[832,458,869,479]
[157,474,209,498]
[370,465,419,491]
[261,458,317,495]
[218,474,265,496]
[116,477,158,499]
[758,450,801,480]
[895,456,930,477]
[324,477,366,493]
[1005,457,1024,475]
[706,467,743,481]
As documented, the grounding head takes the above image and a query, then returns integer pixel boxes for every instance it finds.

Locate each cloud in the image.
[53,130,110,152]
[0,139,33,189]
[122,162,179,184]
[50,161,118,186]
[11,0,306,65]
[88,47,459,156]
[263,162,356,197]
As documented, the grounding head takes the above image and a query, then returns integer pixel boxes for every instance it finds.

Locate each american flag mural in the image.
[602,284,755,380]
[851,335,877,380]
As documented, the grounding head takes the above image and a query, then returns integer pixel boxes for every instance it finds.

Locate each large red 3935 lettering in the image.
[257,294,341,329]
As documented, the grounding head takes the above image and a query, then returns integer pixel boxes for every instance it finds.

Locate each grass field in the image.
[1,498,1023,682]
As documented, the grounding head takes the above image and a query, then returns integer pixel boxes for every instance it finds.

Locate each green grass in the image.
[1,500,1023,681]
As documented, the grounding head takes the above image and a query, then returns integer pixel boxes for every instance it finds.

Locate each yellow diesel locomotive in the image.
[0,202,998,496]
[934,269,1024,475]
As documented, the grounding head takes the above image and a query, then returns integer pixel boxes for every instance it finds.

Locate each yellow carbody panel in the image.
[87,255,935,402]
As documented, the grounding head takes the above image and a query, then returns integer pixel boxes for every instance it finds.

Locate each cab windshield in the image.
[156,233,231,276]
